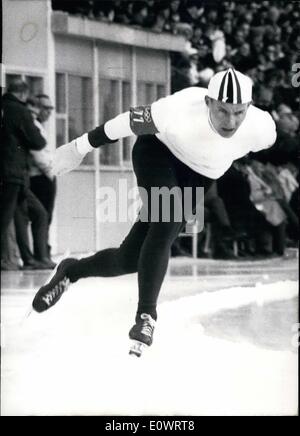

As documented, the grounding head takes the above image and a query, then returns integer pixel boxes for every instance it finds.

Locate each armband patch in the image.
[130,105,159,135]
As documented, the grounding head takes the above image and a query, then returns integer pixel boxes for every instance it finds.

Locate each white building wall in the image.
[55,170,96,254]
[3,0,49,70]
[55,36,94,74]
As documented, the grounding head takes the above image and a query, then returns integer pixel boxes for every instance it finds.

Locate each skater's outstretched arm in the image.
[51,87,197,176]
[52,103,163,176]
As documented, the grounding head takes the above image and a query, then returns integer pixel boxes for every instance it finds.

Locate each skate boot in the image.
[129,313,156,357]
[32,258,78,313]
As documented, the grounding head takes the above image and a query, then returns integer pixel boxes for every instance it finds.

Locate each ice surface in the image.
[1,278,298,416]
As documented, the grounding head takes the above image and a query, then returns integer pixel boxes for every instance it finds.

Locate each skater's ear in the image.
[205,95,212,108]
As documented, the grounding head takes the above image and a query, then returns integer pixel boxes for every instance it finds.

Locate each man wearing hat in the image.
[32,69,276,353]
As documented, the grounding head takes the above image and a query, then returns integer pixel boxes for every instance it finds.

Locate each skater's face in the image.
[205,96,250,138]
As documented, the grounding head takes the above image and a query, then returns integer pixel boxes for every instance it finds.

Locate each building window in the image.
[56,118,66,150]
[55,73,67,146]
[137,82,166,105]
[55,72,93,165]
[68,75,93,141]
[54,73,166,168]
[122,81,132,163]
[99,78,120,166]
[98,78,133,167]
[157,84,166,99]
[55,73,66,114]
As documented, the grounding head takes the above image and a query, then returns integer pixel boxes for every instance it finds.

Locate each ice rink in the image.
[1,253,298,416]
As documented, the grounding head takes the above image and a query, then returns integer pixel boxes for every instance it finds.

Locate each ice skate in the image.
[32,258,78,313]
[129,313,156,357]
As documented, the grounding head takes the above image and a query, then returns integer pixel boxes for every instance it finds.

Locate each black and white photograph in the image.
[1,0,299,417]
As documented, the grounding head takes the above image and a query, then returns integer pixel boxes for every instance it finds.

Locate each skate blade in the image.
[129,340,148,357]
[19,305,34,327]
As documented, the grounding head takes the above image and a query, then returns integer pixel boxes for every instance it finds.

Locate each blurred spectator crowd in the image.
[52,1,299,108]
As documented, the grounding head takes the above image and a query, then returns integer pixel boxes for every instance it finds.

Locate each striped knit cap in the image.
[208,68,252,104]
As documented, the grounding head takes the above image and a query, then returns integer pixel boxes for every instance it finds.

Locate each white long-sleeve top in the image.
[150,87,276,178]
[81,87,277,180]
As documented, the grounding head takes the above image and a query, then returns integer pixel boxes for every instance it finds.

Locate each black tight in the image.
[68,136,214,319]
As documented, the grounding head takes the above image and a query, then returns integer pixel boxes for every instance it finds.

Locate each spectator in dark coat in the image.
[1,80,51,270]
[254,104,299,167]
[14,96,56,269]
[1,81,45,187]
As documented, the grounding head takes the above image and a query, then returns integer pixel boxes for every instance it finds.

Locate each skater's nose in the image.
[227,113,236,129]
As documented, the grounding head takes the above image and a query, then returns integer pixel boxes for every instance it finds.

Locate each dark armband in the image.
[88,124,118,148]
[130,105,159,135]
